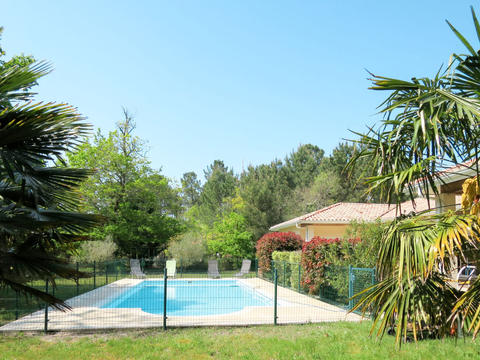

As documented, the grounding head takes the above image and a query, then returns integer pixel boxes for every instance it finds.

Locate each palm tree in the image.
[348,6,480,345]
[0,58,101,308]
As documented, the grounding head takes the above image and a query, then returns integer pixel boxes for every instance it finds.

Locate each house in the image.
[269,199,431,242]
[415,161,474,213]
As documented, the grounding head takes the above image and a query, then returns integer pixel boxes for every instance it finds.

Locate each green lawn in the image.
[1,321,479,360]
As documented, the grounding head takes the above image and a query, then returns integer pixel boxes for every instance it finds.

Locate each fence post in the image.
[105,262,108,285]
[283,261,286,287]
[163,267,167,330]
[15,291,19,320]
[44,279,49,334]
[274,268,278,325]
[348,265,353,310]
[116,260,118,281]
[93,261,96,289]
[76,262,80,296]
[255,258,258,278]
[180,259,183,278]
[298,263,301,293]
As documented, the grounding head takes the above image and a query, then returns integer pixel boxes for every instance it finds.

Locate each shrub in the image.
[289,251,302,290]
[340,220,384,268]
[301,237,342,294]
[271,250,304,290]
[256,232,303,275]
[73,237,118,263]
[272,251,297,286]
[207,212,254,260]
[168,231,207,267]
[300,227,381,297]
[271,251,291,263]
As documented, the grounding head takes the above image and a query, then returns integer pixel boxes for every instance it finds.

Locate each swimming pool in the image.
[102,279,272,316]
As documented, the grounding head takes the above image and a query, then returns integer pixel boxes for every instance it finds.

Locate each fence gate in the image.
[348,266,375,311]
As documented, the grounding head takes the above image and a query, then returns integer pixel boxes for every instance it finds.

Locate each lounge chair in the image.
[235,259,252,277]
[208,260,221,279]
[166,259,176,278]
[130,259,146,279]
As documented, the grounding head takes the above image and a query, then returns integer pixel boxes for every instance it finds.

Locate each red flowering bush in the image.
[301,236,360,294]
[256,232,303,274]
[301,237,342,294]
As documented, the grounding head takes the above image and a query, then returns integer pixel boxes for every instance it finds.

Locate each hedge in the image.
[289,251,302,290]
[256,232,303,275]
[272,250,300,287]
[301,237,342,294]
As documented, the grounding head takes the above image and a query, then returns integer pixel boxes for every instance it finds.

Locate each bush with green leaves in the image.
[300,221,382,297]
[73,238,118,263]
[289,251,302,290]
[167,231,207,267]
[335,220,384,268]
[272,250,302,289]
[272,251,293,286]
[301,237,342,294]
[207,212,254,260]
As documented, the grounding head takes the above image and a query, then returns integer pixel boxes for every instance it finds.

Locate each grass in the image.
[1,321,479,360]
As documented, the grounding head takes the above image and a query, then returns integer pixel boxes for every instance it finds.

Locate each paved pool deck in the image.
[0,277,362,331]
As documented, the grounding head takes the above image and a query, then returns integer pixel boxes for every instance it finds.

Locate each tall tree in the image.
[68,110,182,257]
[198,160,237,224]
[285,144,324,188]
[180,171,201,210]
[285,169,343,218]
[239,160,291,240]
[112,174,184,258]
[323,142,379,202]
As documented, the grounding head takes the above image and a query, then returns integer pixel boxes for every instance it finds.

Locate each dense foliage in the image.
[167,231,206,267]
[67,126,373,262]
[271,250,302,287]
[301,237,342,294]
[207,212,253,260]
[256,232,303,274]
[298,222,382,296]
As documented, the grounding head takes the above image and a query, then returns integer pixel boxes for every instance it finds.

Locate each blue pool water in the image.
[102,279,272,316]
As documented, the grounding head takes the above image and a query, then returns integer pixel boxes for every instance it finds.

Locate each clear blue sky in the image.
[1,1,477,182]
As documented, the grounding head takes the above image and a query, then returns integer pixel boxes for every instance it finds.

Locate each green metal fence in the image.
[267,260,303,293]
[0,259,130,327]
[348,266,376,311]
[265,261,375,311]
[0,258,258,328]
[0,258,374,332]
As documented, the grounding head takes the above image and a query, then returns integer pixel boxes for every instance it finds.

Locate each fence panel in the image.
[348,266,375,311]
[0,258,373,331]
[319,265,349,308]
[267,262,361,325]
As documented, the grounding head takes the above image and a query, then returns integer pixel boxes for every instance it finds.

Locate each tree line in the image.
[66,111,379,262]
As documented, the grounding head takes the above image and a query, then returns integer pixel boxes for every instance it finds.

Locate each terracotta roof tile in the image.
[269,198,432,231]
